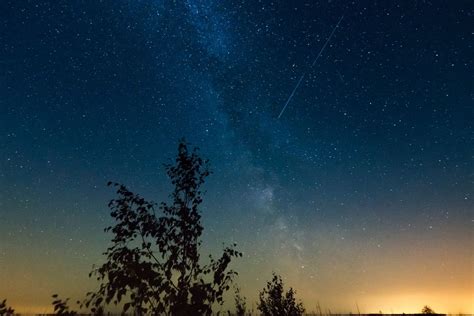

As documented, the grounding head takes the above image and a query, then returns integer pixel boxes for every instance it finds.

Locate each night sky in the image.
[0,0,472,314]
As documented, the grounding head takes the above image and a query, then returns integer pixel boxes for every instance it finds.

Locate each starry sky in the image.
[0,0,472,314]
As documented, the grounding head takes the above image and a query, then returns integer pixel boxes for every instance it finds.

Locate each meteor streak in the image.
[277,15,344,119]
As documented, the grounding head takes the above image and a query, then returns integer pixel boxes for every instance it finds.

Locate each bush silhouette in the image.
[422,305,436,314]
[0,299,14,316]
[79,140,241,315]
[257,273,305,316]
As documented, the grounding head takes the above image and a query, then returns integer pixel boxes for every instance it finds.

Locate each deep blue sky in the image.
[0,0,472,313]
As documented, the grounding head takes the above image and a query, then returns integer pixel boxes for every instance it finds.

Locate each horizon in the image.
[0,0,472,314]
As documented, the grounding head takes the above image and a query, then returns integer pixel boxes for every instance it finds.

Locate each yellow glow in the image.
[361,291,474,314]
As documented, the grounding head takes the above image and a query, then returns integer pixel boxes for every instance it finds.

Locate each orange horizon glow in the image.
[2,218,473,315]
[8,295,474,315]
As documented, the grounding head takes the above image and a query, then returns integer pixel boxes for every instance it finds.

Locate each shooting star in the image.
[277,15,344,119]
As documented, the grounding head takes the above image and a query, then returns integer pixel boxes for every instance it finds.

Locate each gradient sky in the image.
[0,0,472,314]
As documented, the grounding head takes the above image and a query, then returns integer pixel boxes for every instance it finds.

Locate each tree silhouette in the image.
[0,299,14,316]
[422,305,436,314]
[234,286,247,316]
[81,140,241,315]
[257,273,305,316]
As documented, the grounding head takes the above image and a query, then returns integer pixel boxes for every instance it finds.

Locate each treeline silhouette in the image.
[1,141,443,316]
